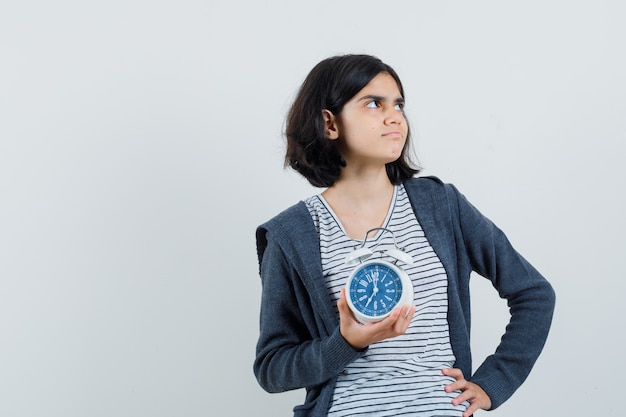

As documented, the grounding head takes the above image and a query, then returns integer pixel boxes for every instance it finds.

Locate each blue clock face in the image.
[348,262,404,317]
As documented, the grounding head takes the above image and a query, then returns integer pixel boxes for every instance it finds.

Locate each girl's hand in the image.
[337,288,416,349]
[442,368,492,417]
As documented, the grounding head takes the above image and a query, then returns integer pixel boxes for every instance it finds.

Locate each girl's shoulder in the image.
[403,175,444,188]
[255,201,317,265]
[403,176,474,222]
[257,200,312,234]
[403,175,458,199]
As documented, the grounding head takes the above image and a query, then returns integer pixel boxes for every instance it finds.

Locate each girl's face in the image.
[328,72,408,169]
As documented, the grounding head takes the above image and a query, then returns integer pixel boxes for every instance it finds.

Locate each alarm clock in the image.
[344,227,414,324]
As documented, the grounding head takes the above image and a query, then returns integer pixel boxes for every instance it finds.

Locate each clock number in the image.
[365,271,379,284]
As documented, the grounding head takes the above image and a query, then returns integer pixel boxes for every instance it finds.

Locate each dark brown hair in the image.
[285,54,420,187]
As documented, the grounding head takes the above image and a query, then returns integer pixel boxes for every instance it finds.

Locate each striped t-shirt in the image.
[304,184,468,416]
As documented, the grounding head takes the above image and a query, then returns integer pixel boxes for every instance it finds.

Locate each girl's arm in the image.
[451,184,556,408]
[253,232,364,393]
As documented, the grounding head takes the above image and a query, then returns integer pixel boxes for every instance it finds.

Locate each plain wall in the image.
[1,0,624,416]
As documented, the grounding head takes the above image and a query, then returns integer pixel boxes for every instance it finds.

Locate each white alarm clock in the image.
[344,227,414,323]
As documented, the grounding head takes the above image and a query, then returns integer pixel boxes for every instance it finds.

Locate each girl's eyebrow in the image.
[358,94,405,103]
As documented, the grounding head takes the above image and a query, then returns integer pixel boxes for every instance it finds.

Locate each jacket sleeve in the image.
[253,226,365,393]
[449,184,556,409]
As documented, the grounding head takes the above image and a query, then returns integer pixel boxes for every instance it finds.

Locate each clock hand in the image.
[364,283,380,308]
[364,295,372,308]
[364,283,380,310]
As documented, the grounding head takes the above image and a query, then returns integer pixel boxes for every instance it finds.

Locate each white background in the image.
[1,1,624,416]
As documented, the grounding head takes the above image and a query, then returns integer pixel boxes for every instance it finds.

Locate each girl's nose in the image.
[385,108,403,125]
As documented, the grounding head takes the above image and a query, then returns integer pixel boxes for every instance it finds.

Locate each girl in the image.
[254,54,555,417]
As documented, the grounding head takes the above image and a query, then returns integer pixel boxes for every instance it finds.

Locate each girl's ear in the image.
[322,109,339,140]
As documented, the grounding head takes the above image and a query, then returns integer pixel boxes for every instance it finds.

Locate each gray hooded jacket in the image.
[254,176,555,416]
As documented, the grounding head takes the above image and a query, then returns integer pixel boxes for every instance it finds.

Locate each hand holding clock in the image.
[337,288,416,350]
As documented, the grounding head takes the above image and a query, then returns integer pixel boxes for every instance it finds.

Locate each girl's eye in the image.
[366,100,379,109]
[395,103,404,111]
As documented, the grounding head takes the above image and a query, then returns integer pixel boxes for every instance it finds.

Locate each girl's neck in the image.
[321,168,395,239]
